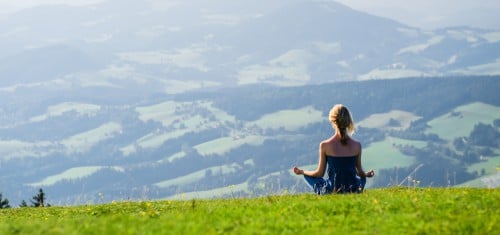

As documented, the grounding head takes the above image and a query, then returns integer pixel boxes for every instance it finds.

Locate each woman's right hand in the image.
[293,166,302,175]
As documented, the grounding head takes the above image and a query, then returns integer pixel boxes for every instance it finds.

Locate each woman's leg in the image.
[303,175,326,194]
[356,176,367,193]
[360,177,367,190]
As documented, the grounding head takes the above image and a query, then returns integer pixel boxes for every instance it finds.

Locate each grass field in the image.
[0,188,497,234]
[246,106,323,131]
[61,122,122,154]
[27,166,125,188]
[30,102,101,123]
[426,102,500,142]
[194,135,266,156]
[154,163,242,189]
[459,156,500,187]
[362,137,419,170]
[467,156,500,176]
[358,110,421,130]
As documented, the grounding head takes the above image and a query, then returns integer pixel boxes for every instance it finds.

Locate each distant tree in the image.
[387,118,400,127]
[493,119,500,127]
[469,123,497,147]
[19,200,28,208]
[30,188,46,207]
[453,137,467,151]
[0,193,11,209]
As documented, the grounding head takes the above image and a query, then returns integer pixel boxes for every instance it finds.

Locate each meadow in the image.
[1,188,497,235]
[426,102,500,142]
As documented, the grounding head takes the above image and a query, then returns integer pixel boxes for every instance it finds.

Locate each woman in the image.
[293,104,374,194]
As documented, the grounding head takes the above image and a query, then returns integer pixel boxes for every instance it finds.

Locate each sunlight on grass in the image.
[194,135,266,156]
[128,100,239,156]
[27,166,124,187]
[363,137,418,170]
[246,106,323,131]
[467,155,500,175]
[0,140,53,160]
[426,102,500,142]
[157,151,186,164]
[30,102,100,122]
[358,110,421,130]
[167,182,249,200]
[135,100,180,126]
[120,129,191,156]
[154,163,241,189]
[0,188,497,234]
[61,122,122,154]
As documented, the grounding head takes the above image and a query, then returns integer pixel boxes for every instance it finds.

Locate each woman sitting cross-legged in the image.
[293,104,374,194]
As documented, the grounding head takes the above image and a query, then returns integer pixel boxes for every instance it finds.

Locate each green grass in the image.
[426,102,500,142]
[467,156,500,175]
[457,174,500,188]
[154,163,241,189]
[28,166,125,188]
[362,137,418,170]
[459,156,500,187]
[246,106,323,131]
[30,102,101,122]
[61,122,122,154]
[0,188,497,234]
[167,182,250,200]
[358,110,421,130]
[28,166,105,187]
[194,135,266,156]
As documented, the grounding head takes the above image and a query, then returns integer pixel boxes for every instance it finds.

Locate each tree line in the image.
[0,188,49,209]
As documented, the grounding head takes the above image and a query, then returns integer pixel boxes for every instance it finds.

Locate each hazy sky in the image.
[335,0,500,30]
[0,0,498,30]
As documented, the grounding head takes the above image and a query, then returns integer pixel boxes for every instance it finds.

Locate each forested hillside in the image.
[0,76,499,205]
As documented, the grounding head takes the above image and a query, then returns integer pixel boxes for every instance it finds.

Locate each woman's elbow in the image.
[312,171,324,178]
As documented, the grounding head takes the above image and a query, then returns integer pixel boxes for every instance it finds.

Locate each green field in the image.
[467,156,500,176]
[61,122,122,154]
[246,106,323,131]
[154,163,242,189]
[362,137,420,170]
[30,102,101,123]
[458,156,500,187]
[1,188,497,234]
[358,110,421,130]
[194,135,266,156]
[426,102,500,142]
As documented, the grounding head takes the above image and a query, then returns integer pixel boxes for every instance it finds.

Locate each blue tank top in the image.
[325,155,361,193]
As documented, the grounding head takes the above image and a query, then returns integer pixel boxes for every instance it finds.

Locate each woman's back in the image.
[325,155,360,193]
[321,135,361,157]
[292,104,373,194]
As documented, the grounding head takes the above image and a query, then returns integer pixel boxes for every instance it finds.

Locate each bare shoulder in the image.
[320,137,334,149]
[349,138,362,150]
[319,139,330,148]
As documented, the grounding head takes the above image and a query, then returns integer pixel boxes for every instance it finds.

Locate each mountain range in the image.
[0,0,499,205]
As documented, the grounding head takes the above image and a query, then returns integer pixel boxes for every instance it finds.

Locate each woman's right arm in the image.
[293,142,327,177]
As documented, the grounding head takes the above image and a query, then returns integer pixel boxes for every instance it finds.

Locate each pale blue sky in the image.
[0,0,498,30]
[335,0,500,30]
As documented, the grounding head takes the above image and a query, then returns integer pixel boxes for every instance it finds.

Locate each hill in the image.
[0,188,498,234]
[1,0,499,208]
[0,76,499,205]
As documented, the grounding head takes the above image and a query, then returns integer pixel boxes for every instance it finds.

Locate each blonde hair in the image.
[329,104,355,145]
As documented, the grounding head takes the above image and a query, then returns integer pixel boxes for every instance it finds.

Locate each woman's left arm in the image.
[356,147,366,178]
[356,146,374,178]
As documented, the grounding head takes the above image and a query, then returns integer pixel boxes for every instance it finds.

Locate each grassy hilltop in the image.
[1,188,498,234]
